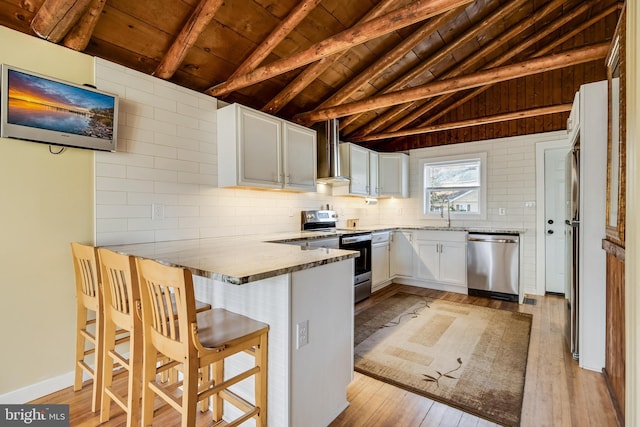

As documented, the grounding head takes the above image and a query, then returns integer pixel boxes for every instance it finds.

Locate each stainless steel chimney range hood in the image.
[314,119,349,184]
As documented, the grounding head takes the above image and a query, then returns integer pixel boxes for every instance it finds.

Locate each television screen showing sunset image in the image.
[7,68,115,141]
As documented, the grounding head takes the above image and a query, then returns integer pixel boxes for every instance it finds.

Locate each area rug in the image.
[354,292,532,427]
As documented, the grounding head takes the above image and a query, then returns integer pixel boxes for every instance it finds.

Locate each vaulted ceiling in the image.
[0,0,622,152]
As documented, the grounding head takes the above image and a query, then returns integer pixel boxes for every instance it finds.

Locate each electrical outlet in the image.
[498,207,506,216]
[296,320,309,349]
[152,203,165,220]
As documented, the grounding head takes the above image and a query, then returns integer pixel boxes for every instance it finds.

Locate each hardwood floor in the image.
[31,284,618,426]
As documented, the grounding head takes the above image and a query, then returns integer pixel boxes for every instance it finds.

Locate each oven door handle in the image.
[341,235,372,245]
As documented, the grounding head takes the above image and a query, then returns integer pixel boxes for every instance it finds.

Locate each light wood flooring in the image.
[31,284,618,426]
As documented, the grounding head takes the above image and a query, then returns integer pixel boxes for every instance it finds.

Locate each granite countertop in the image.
[106,225,525,285]
[106,236,358,285]
[273,225,526,242]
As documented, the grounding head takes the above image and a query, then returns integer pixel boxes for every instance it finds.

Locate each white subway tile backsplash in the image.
[117,124,154,144]
[178,171,214,185]
[96,218,127,233]
[155,108,198,128]
[96,204,150,219]
[97,151,154,168]
[156,228,200,242]
[154,84,200,107]
[98,230,156,246]
[96,162,126,178]
[96,176,154,193]
[177,124,214,143]
[177,148,213,163]
[127,166,177,182]
[125,87,158,109]
[96,191,127,205]
[154,157,199,173]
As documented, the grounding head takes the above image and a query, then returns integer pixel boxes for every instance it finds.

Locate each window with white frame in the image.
[421,153,486,219]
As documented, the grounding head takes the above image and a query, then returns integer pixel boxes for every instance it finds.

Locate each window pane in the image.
[427,189,480,213]
[427,161,480,188]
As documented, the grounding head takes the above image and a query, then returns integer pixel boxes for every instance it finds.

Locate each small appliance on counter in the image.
[301,210,372,303]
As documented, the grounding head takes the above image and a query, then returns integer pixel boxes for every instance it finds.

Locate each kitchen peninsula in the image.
[107,237,358,427]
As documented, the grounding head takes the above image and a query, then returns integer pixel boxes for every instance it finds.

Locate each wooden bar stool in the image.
[97,248,143,426]
[135,258,269,427]
[97,249,213,426]
[70,242,105,413]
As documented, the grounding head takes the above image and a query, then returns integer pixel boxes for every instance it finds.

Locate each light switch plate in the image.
[296,320,309,349]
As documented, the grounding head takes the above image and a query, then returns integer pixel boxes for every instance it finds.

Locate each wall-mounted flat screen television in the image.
[0,64,118,152]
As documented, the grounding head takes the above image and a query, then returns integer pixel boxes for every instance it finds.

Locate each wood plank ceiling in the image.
[0,0,622,151]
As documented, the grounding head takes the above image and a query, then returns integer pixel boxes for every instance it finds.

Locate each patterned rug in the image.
[354,292,532,427]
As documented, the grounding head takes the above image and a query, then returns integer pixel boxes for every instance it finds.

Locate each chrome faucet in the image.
[440,199,451,228]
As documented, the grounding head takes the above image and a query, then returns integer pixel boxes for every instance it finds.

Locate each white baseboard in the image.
[0,371,74,404]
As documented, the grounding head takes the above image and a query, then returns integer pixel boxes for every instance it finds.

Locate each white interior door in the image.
[545,147,568,294]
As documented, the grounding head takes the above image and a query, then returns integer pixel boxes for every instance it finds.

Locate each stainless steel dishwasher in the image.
[467,233,519,301]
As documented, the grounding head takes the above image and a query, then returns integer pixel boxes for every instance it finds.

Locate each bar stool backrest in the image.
[135,258,197,362]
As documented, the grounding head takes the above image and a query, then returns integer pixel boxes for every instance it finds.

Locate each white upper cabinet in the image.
[340,142,369,195]
[369,150,379,197]
[217,103,316,191]
[335,143,407,198]
[379,152,408,198]
[337,142,379,197]
[283,122,317,191]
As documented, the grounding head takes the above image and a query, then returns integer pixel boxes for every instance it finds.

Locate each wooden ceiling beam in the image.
[62,0,107,51]
[261,0,400,115]
[153,0,224,80]
[315,6,465,110]
[349,104,573,142]
[380,0,604,137]
[338,0,528,132]
[349,0,567,137]
[30,0,93,42]
[206,0,474,97]
[293,43,609,123]
[401,2,620,136]
[228,0,323,79]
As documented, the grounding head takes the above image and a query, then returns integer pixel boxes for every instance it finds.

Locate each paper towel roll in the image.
[364,198,378,205]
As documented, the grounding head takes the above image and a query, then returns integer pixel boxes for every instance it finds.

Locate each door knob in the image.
[547,229,554,234]
[547,219,554,224]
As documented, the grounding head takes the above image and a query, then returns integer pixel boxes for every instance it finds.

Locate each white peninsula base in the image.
[193,259,354,427]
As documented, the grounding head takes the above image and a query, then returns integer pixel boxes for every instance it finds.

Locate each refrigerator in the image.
[565,144,580,359]
[563,81,607,371]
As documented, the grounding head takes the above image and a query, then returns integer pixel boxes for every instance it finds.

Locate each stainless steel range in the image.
[301,210,372,303]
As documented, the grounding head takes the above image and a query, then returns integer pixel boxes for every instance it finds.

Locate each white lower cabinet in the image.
[389,229,467,294]
[413,230,467,289]
[372,231,391,291]
[390,231,414,277]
